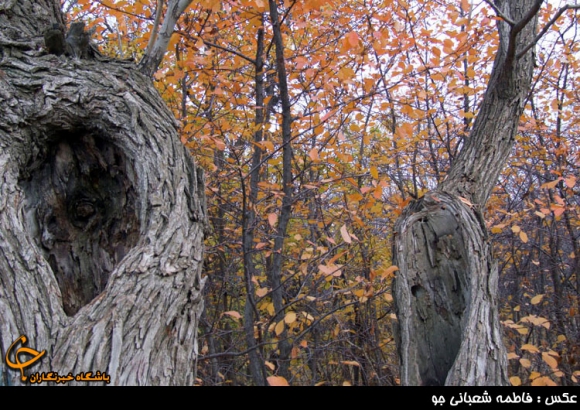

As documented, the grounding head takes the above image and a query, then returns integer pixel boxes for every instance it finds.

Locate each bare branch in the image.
[201,39,256,65]
[138,0,193,77]
[517,4,580,59]
[144,0,164,58]
[482,0,516,26]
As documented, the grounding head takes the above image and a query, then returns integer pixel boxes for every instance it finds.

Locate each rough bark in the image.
[393,0,539,386]
[0,0,207,385]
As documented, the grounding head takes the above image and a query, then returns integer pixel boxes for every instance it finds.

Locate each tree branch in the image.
[517,4,580,59]
[202,39,256,65]
[144,0,164,58]
[483,0,515,26]
[138,0,193,77]
[512,0,544,35]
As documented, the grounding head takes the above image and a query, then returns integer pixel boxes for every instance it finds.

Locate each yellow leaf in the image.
[340,224,352,244]
[370,166,379,180]
[532,376,557,386]
[519,358,531,368]
[509,376,521,386]
[541,179,560,189]
[275,320,285,336]
[284,311,297,324]
[267,376,289,386]
[256,287,268,297]
[519,231,528,243]
[262,140,274,152]
[542,352,558,369]
[521,344,540,353]
[507,352,519,360]
[530,294,544,305]
[511,225,521,233]
[268,213,278,227]
[341,360,360,367]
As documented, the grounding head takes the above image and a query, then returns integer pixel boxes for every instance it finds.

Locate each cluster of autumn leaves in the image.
[70,0,578,385]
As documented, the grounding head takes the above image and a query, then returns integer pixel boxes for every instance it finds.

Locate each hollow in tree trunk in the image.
[0,0,207,385]
[392,0,541,386]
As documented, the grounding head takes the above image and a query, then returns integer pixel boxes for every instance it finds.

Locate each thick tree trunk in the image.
[393,0,538,386]
[0,0,207,385]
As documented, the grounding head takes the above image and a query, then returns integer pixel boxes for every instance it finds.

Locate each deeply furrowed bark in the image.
[393,0,539,386]
[0,0,207,385]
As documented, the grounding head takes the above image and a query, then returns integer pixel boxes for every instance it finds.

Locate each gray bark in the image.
[393,0,539,386]
[0,0,207,385]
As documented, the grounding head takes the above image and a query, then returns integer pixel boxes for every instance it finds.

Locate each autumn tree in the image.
[0,0,206,385]
[392,0,579,386]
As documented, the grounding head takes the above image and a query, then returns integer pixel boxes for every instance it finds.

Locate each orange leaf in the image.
[346,31,359,48]
[268,213,278,227]
[340,224,352,244]
[309,147,320,161]
[564,175,576,188]
[531,376,557,386]
[224,311,242,320]
[509,376,521,386]
[267,376,289,386]
[541,179,560,189]
[275,320,285,336]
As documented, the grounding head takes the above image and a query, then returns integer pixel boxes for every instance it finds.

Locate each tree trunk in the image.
[0,0,207,385]
[393,0,539,386]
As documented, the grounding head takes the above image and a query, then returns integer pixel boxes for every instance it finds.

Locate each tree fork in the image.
[393,0,540,386]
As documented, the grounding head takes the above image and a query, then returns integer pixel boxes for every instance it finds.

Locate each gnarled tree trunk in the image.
[393,0,539,386]
[0,0,207,385]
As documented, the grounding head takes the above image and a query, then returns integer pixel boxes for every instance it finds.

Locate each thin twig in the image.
[517,4,580,59]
